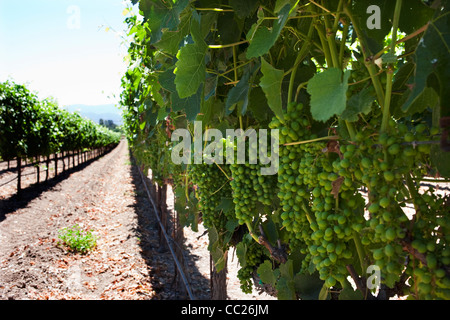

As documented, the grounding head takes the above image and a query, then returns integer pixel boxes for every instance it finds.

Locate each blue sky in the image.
[0,0,131,107]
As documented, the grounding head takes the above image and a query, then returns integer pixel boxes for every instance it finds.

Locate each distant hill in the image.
[64,104,123,125]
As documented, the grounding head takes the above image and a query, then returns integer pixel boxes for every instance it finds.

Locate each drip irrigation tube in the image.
[136,164,196,300]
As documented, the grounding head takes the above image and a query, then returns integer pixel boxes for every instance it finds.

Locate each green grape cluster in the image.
[273,102,363,287]
[237,235,268,294]
[188,162,233,231]
[335,118,450,298]
[270,102,314,251]
[229,135,278,225]
[138,129,168,185]
[406,193,450,300]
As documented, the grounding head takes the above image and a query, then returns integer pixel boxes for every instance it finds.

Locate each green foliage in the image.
[259,58,285,123]
[307,68,351,122]
[174,18,208,98]
[58,224,97,254]
[403,3,449,114]
[246,4,291,59]
[0,80,121,162]
[120,0,450,300]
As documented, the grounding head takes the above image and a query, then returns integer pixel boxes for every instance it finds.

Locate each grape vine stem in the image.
[283,135,339,146]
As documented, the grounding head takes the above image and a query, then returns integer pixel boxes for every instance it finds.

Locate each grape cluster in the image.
[188,162,233,231]
[335,117,450,298]
[135,130,166,185]
[272,102,363,287]
[229,134,278,225]
[237,235,268,294]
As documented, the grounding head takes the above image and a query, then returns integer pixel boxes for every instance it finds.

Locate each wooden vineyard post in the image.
[45,155,50,181]
[62,151,66,173]
[54,153,58,177]
[157,184,168,252]
[210,254,228,300]
[173,207,187,298]
[17,157,22,196]
[36,156,40,183]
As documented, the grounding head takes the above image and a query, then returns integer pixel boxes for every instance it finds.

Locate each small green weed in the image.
[58,224,97,254]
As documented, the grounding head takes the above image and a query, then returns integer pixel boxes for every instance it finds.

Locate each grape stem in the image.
[287,22,315,105]
[213,161,233,181]
[301,200,316,225]
[258,225,288,264]
[345,264,376,300]
[373,22,429,61]
[210,179,231,196]
[401,240,450,278]
[343,3,385,108]
[380,0,402,133]
[245,222,260,244]
[338,17,349,68]
[352,231,368,280]
[283,135,339,146]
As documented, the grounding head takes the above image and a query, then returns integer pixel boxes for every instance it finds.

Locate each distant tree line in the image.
[99,118,123,134]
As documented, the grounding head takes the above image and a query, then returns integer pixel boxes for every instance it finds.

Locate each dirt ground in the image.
[0,140,273,300]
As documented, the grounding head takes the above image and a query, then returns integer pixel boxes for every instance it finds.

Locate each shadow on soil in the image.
[127,150,211,300]
[0,149,115,222]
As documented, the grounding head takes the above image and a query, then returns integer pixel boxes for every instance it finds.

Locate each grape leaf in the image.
[159,68,202,120]
[431,93,450,178]
[398,0,434,35]
[276,260,296,300]
[217,12,244,44]
[294,273,324,300]
[159,68,177,92]
[307,68,351,122]
[381,52,397,65]
[174,18,208,98]
[352,0,433,54]
[172,87,202,121]
[279,259,293,279]
[276,277,296,300]
[248,87,272,122]
[225,64,260,116]
[257,260,278,287]
[139,0,189,44]
[341,87,375,122]
[208,225,226,272]
[155,9,192,56]
[318,284,330,300]
[228,0,259,19]
[431,144,450,178]
[351,0,394,53]
[259,58,285,122]
[402,4,449,113]
[274,0,299,14]
[225,70,251,116]
[390,62,415,117]
[246,4,290,59]
[236,241,248,268]
[338,286,363,300]
[174,188,199,232]
[204,72,218,101]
